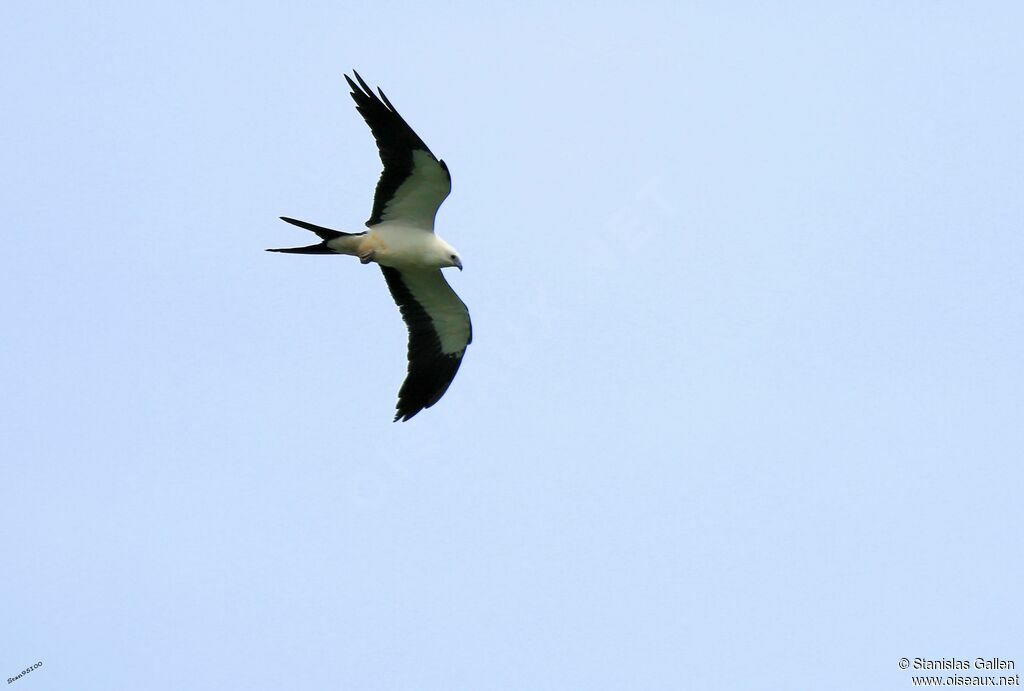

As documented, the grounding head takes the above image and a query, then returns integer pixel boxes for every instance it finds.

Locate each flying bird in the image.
[269,72,471,421]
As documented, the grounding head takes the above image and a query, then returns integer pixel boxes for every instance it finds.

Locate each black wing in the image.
[346,71,451,230]
[380,266,472,421]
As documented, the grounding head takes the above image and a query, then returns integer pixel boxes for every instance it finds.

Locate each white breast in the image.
[370,223,446,269]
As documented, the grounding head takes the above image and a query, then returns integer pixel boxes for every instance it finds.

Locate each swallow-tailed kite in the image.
[269,72,471,422]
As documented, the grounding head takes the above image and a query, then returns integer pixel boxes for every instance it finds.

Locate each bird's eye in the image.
[450,254,457,260]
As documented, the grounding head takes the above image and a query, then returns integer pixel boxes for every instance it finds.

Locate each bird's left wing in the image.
[346,72,451,231]
[380,266,472,421]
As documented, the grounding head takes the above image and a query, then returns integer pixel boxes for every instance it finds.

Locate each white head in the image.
[434,237,463,271]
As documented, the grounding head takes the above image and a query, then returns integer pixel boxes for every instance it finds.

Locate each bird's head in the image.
[435,238,463,271]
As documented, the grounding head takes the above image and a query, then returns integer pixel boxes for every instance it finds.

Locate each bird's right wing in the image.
[346,72,452,231]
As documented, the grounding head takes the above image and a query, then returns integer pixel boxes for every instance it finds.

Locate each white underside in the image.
[373,222,442,268]
[324,221,456,270]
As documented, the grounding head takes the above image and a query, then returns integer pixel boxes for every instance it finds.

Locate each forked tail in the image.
[267,217,366,254]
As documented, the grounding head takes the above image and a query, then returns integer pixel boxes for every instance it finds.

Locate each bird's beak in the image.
[455,258,463,271]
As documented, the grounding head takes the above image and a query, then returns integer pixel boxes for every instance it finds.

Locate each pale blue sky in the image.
[3,2,1022,689]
